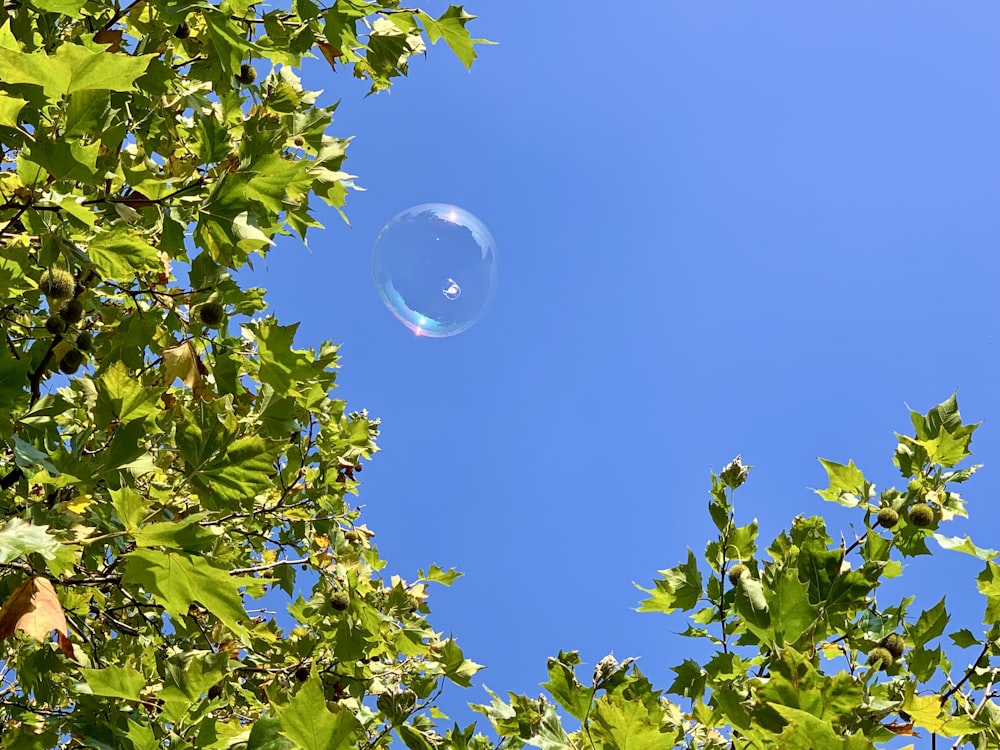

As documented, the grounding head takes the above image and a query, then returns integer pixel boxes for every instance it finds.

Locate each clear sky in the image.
[244,1,1000,735]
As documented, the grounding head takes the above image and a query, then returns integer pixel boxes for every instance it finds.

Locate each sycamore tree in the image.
[0,0,495,748]
[4,2,999,750]
[478,394,1000,750]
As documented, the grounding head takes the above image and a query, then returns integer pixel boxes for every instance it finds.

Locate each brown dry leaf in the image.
[163,341,208,399]
[57,631,76,660]
[0,577,75,658]
[156,250,172,286]
[316,41,342,70]
[94,28,123,52]
[883,722,920,737]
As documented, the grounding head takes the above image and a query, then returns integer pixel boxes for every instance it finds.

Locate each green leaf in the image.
[910,597,949,646]
[22,135,100,182]
[29,0,86,17]
[0,41,152,100]
[87,227,161,281]
[907,392,979,467]
[417,6,494,69]
[728,521,758,561]
[939,715,989,737]
[636,549,702,614]
[934,534,999,561]
[0,518,60,563]
[439,638,483,687]
[901,692,947,734]
[949,629,979,648]
[589,694,672,750]
[247,715,296,750]
[541,655,593,721]
[243,153,312,214]
[187,435,275,509]
[908,644,944,683]
[110,487,146,532]
[815,458,867,507]
[95,362,160,428]
[733,575,771,632]
[134,517,221,553]
[64,89,110,138]
[767,704,844,750]
[251,320,320,398]
[978,563,1000,625]
[160,650,228,703]
[122,548,254,638]
[10,434,58,475]
[666,659,705,699]
[126,720,159,750]
[769,566,818,647]
[797,543,840,603]
[277,677,360,750]
[911,391,963,439]
[398,725,436,750]
[0,94,26,128]
[418,564,463,586]
[79,666,145,700]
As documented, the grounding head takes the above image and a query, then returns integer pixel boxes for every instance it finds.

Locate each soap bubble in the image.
[372,203,497,337]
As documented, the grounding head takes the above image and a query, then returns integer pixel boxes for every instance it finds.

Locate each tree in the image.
[476,393,1000,749]
[3,2,997,750]
[0,0,496,747]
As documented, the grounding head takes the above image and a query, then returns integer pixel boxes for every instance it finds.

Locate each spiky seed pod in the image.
[75,331,94,351]
[877,507,899,529]
[42,269,75,299]
[237,63,256,84]
[45,315,67,336]
[908,503,935,528]
[57,298,84,324]
[197,302,225,327]
[330,590,350,611]
[881,634,906,660]
[868,646,894,670]
[727,563,749,586]
[59,349,85,375]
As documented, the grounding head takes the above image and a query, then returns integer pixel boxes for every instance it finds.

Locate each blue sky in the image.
[245,1,1000,733]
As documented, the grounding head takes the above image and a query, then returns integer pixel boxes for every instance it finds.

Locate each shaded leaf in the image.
[122,548,255,638]
[0,518,60,563]
[79,665,145,700]
[277,676,360,750]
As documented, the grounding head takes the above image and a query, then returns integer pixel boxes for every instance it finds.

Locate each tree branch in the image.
[230,557,309,575]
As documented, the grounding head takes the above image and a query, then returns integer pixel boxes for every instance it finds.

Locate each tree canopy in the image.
[479,393,1000,749]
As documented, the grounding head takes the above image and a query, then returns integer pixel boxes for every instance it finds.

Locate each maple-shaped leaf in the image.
[0,576,75,658]
[277,676,360,750]
[416,6,495,69]
[123,548,259,638]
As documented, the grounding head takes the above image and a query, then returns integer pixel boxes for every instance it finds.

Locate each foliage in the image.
[0,0,494,747]
[478,394,1000,749]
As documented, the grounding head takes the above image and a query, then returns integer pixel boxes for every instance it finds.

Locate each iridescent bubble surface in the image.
[372,204,497,337]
